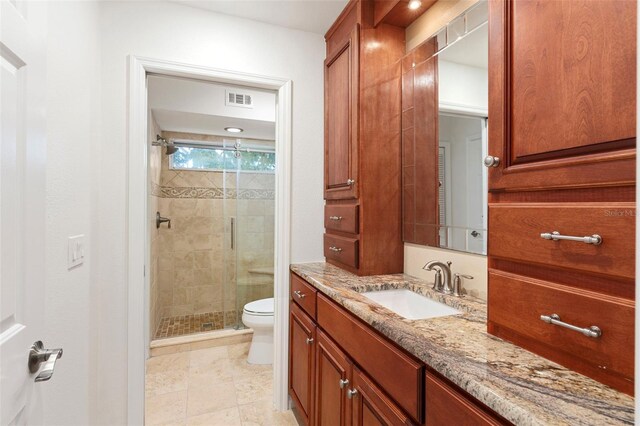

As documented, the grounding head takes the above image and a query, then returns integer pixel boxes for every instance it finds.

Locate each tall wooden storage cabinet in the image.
[486,0,636,395]
[323,0,406,275]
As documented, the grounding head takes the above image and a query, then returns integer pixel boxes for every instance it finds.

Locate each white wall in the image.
[43,1,101,424]
[439,60,488,113]
[96,2,326,422]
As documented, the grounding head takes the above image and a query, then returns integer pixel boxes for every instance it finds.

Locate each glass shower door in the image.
[222,139,241,329]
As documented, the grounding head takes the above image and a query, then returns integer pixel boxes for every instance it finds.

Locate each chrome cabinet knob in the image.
[306,337,314,345]
[483,156,500,168]
[339,379,350,389]
[346,388,358,399]
[346,179,355,186]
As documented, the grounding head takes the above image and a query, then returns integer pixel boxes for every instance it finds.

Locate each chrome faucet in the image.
[423,260,452,294]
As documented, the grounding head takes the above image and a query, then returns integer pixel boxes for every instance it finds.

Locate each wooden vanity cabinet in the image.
[290,272,418,425]
[289,272,509,426]
[323,0,405,276]
[486,0,636,395]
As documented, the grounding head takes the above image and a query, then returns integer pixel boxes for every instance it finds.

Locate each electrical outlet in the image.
[68,235,85,269]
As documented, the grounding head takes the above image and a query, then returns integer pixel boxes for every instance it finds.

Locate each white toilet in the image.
[242,297,275,365]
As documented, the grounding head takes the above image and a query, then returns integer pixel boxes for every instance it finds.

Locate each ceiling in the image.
[152,109,276,140]
[171,0,349,35]
[439,25,488,69]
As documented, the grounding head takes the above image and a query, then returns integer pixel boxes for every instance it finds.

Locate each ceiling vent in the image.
[226,90,253,108]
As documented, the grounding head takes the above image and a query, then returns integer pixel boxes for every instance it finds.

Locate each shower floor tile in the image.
[155,312,238,339]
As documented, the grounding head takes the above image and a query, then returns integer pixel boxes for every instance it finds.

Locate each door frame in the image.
[126,56,293,424]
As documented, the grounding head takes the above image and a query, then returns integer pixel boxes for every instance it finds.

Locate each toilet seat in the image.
[243,297,274,316]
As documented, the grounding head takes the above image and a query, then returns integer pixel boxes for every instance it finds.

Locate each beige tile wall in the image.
[149,112,163,339]
[153,131,275,333]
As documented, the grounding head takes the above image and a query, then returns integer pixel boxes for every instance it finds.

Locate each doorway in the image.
[127,57,293,424]
[147,76,277,342]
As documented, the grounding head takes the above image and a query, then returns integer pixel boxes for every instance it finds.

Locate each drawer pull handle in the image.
[339,379,349,389]
[329,246,342,253]
[293,290,306,299]
[540,314,602,338]
[346,388,358,399]
[540,231,602,245]
[329,216,343,221]
[306,337,314,345]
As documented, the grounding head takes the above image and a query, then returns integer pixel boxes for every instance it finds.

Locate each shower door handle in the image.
[231,218,235,250]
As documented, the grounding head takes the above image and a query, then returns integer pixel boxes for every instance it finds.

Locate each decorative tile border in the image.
[159,186,274,200]
[150,182,162,197]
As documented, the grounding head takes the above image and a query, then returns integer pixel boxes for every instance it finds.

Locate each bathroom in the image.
[2,0,637,425]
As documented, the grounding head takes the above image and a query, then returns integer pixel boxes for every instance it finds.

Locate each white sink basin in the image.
[361,289,461,320]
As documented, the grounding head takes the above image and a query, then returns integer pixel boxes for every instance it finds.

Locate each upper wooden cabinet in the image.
[325,26,359,200]
[488,0,636,192]
[323,0,405,275]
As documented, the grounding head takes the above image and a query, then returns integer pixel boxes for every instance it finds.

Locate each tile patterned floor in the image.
[155,311,240,339]
[145,341,298,425]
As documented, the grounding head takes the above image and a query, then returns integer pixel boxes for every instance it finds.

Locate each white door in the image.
[1,1,50,424]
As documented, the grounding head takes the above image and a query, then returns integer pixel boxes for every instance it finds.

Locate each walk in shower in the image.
[149,130,276,340]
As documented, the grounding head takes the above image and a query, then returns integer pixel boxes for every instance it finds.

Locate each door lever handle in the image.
[28,341,63,382]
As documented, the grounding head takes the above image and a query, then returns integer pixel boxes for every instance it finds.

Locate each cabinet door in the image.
[426,372,508,425]
[315,330,351,426]
[325,26,359,200]
[289,303,317,425]
[350,367,413,426]
[488,0,636,192]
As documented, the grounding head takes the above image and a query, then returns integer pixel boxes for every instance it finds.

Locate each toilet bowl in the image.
[242,297,274,365]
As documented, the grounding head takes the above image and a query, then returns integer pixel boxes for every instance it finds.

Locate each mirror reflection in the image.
[402,2,488,255]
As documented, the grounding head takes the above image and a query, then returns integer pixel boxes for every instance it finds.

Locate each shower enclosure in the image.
[151,133,275,339]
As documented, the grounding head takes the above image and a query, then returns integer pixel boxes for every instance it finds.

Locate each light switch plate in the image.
[68,234,85,269]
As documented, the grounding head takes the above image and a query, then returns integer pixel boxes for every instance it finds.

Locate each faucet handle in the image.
[452,273,473,297]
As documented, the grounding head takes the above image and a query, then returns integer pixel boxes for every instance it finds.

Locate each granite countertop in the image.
[290,262,634,426]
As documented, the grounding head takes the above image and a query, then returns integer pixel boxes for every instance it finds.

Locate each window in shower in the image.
[170,139,275,172]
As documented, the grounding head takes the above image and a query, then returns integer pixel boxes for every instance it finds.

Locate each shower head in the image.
[165,143,178,155]
[152,134,178,156]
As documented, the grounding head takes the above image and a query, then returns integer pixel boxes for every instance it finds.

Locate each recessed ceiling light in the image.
[225,127,244,133]
[408,0,421,10]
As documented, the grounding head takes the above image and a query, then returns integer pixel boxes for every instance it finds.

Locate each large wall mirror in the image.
[402,1,488,255]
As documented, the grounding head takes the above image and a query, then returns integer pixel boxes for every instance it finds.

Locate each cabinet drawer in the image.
[324,234,359,269]
[290,272,318,319]
[488,270,634,393]
[317,294,423,424]
[324,204,359,234]
[489,203,635,279]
